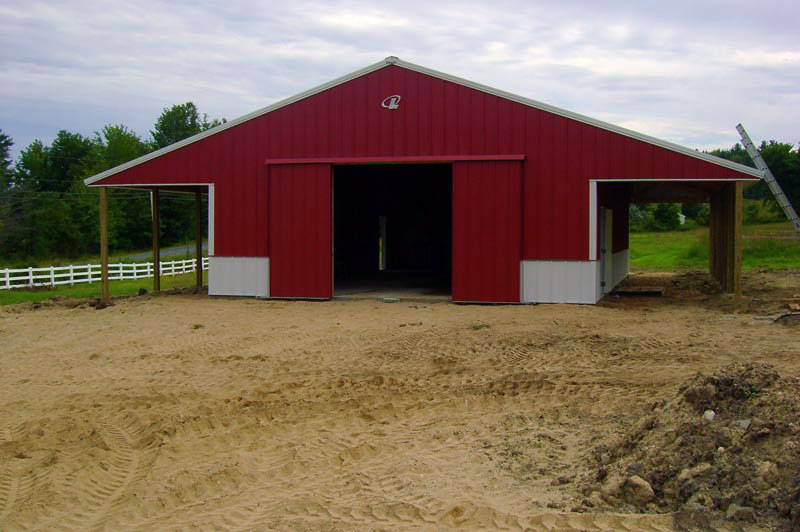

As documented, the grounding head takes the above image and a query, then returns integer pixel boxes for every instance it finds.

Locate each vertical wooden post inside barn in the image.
[709,182,743,293]
[152,188,160,292]
[99,187,109,303]
[195,189,203,287]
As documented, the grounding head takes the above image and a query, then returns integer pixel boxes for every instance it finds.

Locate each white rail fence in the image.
[1,257,209,290]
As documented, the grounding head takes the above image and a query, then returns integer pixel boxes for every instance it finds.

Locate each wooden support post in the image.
[730,182,743,294]
[709,190,720,285]
[152,188,161,293]
[708,183,742,293]
[195,189,203,287]
[100,187,110,303]
[709,195,715,281]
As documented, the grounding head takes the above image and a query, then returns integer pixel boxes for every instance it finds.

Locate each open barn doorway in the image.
[333,164,452,299]
[596,179,748,300]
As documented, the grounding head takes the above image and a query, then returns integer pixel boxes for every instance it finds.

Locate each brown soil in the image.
[584,362,800,530]
[0,269,798,531]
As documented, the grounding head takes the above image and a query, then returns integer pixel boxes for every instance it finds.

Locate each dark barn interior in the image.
[333,164,452,296]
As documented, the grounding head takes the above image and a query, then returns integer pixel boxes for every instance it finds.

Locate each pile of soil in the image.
[583,362,800,530]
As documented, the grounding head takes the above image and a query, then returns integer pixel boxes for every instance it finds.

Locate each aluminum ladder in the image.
[736,123,800,234]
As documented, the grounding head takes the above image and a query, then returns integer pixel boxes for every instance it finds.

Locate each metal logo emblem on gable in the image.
[381,95,401,110]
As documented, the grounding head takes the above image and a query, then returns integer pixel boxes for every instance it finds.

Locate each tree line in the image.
[0,103,224,264]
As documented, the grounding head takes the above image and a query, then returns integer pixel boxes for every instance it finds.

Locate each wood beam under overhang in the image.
[630,182,715,203]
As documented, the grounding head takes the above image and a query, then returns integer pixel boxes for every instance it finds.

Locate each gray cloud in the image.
[1,0,798,160]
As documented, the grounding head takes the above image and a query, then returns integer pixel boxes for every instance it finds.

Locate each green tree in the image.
[758,141,799,217]
[709,143,752,168]
[695,204,710,226]
[13,131,97,193]
[652,203,681,231]
[0,130,12,190]
[681,203,703,219]
[3,131,99,259]
[631,203,684,232]
[4,141,57,258]
[1,106,220,262]
[89,125,153,251]
[150,102,225,149]
[711,141,799,217]
[0,131,14,239]
[629,203,653,232]
[13,140,47,190]
[94,124,149,169]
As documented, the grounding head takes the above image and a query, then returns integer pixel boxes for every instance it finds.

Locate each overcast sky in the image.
[1,0,798,161]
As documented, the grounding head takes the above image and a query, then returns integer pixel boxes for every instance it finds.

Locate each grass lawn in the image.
[0,271,207,305]
[630,221,800,270]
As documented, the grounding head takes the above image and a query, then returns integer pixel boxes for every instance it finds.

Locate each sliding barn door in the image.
[452,161,521,303]
[269,164,332,298]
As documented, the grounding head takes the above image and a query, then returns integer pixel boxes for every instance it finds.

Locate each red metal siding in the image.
[598,183,631,253]
[613,208,630,253]
[97,64,757,269]
[268,164,332,298]
[452,161,521,303]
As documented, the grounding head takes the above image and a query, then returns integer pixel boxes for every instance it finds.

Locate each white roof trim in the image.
[85,56,763,185]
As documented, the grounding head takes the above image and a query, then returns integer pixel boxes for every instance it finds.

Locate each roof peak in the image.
[85,57,763,185]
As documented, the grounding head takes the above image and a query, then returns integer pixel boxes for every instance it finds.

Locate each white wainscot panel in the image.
[521,261,600,304]
[209,257,269,298]
[612,249,630,290]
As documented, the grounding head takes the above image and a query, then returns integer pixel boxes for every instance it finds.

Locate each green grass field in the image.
[0,271,207,305]
[630,221,800,270]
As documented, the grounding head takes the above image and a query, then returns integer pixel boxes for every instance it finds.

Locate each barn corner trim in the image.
[84,56,764,186]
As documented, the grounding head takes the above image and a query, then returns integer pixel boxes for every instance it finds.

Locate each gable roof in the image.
[85,56,763,185]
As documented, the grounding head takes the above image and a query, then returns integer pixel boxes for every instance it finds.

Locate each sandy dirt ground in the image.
[0,270,798,531]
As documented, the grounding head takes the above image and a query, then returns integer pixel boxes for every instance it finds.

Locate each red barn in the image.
[85,57,761,304]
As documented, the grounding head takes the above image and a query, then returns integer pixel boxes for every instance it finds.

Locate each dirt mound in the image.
[584,362,800,530]
[681,362,779,413]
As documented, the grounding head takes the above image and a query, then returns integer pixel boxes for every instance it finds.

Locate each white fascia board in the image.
[393,59,764,179]
[588,177,760,182]
[84,60,394,186]
[92,182,213,191]
[85,55,764,186]
[588,181,597,261]
[208,184,215,257]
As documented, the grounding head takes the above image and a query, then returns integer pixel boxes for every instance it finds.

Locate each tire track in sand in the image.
[0,470,20,525]
[0,423,35,527]
[0,466,43,528]
[0,425,11,522]
[526,511,675,531]
[33,416,154,532]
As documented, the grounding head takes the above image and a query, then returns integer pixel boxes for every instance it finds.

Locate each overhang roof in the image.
[85,56,763,186]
